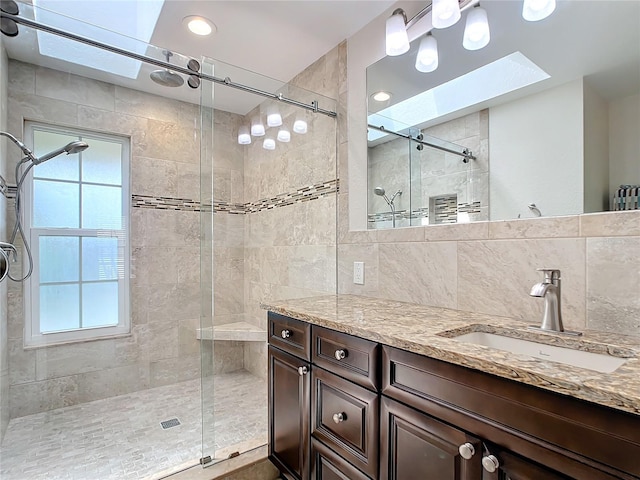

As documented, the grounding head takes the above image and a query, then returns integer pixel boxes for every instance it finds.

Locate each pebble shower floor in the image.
[0,371,267,480]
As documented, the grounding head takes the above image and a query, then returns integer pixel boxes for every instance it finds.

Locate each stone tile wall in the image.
[4,60,245,418]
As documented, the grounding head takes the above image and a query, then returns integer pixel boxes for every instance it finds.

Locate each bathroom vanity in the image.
[264,295,640,480]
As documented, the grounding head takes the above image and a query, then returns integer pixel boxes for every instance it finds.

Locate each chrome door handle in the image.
[332,412,345,424]
[334,349,347,360]
[298,366,308,376]
[281,329,291,339]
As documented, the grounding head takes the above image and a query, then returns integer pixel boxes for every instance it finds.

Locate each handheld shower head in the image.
[374,186,386,197]
[0,131,36,162]
[33,140,89,165]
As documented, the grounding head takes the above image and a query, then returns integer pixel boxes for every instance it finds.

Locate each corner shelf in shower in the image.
[196,322,267,342]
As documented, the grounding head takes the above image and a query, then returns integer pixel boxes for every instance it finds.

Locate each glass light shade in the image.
[463,6,490,50]
[263,138,276,150]
[238,126,251,145]
[267,109,282,127]
[251,118,265,136]
[432,0,461,29]
[385,11,409,56]
[293,119,307,134]
[415,35,438,73]
[522,0,556,21]
[277,128,291,142]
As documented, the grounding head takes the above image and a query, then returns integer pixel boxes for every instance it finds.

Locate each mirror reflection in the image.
[367,0,640,229]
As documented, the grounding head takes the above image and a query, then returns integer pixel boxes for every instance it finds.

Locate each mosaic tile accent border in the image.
[0,174,7,198]
[132,179,339,215]
[367,202,484,225]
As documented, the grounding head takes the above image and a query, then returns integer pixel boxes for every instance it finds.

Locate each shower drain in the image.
[160,418,181,429]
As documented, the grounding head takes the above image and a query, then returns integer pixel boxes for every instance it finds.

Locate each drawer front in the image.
[311,367,379,478]
[268,312,311,361]
[312,326,380,391]
[311,438,372,480]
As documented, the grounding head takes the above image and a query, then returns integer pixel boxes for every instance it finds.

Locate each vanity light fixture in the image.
[183,16,216,36]
[522,0,556,21]
[263,138,276,150]
[463,4,490,50]
[251,117,266,136]
[385,9,410,56]
[238,126,251,145]
[415,33,438,73]
[277,127,291,142]
[432,0,461,29]
[386,0,554,73]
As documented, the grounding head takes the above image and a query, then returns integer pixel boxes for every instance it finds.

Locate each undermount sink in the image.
[450,331,627,374]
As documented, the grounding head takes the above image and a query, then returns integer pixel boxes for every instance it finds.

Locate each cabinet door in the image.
[269,345,311,480]
[481,449,573,480]
[311,438,371,480]
[380,397,482,480]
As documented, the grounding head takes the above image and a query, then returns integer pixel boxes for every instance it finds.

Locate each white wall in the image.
[489,79,584,220]
[583,82,609,213]
[609,92,640,199]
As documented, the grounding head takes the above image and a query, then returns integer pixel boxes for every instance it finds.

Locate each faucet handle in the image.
[536,268,560,283]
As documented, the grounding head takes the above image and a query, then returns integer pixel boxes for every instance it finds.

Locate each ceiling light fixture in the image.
[238,126,251,145]
[372,91,392,102]
[293,118,308,134]
[385,0,555,74]
[263,138,276,150]
[522,0,556,22]
[463,4,490,50]
[267,106,283,127]
[183,16,216,36]
[277,128,291,143]
[251,117,265,137]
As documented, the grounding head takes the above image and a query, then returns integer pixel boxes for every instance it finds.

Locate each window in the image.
[24,122,130,347]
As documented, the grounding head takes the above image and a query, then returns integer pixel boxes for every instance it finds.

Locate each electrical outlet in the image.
[353,261,364,285]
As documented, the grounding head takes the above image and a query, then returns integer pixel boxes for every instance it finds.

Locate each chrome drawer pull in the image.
[334,349,347,360]
[281,329,291,339]
[332,412,345,424]
[482,455,500,473]
[458,443,475,460]
[298,366,308,376]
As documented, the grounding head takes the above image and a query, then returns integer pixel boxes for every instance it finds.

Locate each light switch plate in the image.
[353,261,364,285]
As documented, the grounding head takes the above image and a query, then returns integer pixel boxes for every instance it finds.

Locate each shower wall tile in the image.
[7,60,35,94]
[8,339,35,385]
[178,317,200,357]
[586,237,640,336]
[137,119,199,164]
[115,86,181,124]
[244,342,267,380]
[131,156,178,198]
[8,92,78,139]
[35,340,116,381]
[148,353,200,389]
[377,242,458,309]
[78,105,148,138]
[76,364,150,404]
[35,65,115,111]
[9,375,79,418]
[424,222,488,242]
[131,208,200,248]
[580,210,640,237]
[458,238,586,330]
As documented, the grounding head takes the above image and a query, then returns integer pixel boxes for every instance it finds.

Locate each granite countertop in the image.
[261,294,640,415]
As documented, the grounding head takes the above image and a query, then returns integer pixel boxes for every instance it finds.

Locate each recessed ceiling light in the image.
[183,16,216,36]
[372,91,392,102]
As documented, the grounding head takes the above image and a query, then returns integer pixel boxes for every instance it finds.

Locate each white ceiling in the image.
[3,0,396,114]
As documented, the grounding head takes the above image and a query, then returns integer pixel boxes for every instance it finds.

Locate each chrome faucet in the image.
[529,269,581,336]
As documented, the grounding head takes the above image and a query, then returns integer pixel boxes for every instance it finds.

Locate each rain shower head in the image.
[33,141,89,165]
[150,50,184,88]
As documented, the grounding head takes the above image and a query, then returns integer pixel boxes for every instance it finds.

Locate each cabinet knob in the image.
[281,329,291,339]
[334,349,347,360]
[332,412,345,424]
[297,366,308,376]
[458,443,475,460]
[482,455,500,473]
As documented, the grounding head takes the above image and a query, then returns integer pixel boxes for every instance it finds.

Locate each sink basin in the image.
[450,331,627,373]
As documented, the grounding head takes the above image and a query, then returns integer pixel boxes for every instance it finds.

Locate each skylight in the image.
[368,52,550,142]
[33,0,165,79]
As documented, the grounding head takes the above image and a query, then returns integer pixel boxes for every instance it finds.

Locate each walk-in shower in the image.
[0,2,337,479]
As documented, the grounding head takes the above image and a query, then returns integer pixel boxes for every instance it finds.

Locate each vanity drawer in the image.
[268,312,311,361]
[311,367,379,478]
[312,326,380,391]
[311,437,372,480]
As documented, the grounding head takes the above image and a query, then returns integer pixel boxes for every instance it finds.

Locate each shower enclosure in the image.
[0,2,338,479]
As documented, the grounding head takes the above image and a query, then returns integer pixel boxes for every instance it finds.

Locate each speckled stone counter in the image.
[261,294,640,415]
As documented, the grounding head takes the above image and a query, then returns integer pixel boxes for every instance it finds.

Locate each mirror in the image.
[366,0,640,229]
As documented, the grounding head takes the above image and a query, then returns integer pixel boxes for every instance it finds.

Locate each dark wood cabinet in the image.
[269,344,310,480]
[380,396,482,480]
[268,312,640,480]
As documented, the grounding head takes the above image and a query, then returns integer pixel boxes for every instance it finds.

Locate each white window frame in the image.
[23,122,131,347]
